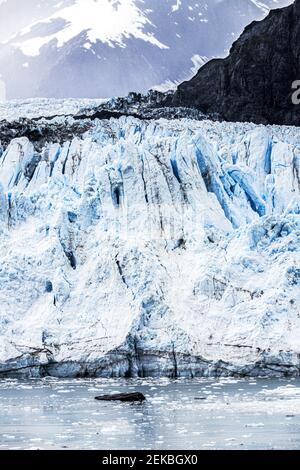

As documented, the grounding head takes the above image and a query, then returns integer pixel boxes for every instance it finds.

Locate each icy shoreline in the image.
[1,350,299,379]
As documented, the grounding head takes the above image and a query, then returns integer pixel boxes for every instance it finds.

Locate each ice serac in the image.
[0,113,300,378]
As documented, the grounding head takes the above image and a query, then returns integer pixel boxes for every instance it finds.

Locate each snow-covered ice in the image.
[0,98,107,122]
[0,109,299,377]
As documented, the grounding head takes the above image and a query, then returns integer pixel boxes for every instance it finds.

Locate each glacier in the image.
[0,110,299,378]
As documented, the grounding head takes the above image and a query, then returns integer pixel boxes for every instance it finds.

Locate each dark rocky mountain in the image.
[0,0,292,100]
[173,0,300,125]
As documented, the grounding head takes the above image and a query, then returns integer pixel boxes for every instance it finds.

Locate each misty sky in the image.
[0,0,74,42]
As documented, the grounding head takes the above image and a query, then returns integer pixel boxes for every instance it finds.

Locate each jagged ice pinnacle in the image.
[0,113,299,377]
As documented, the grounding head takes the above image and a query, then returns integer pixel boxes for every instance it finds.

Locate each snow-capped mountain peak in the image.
[11,0,168,57]
[0,0,293,99]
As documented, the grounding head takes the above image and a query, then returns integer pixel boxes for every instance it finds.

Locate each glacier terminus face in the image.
[0,107,299,378]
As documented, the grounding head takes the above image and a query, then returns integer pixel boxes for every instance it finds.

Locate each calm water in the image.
[0,377,300,450]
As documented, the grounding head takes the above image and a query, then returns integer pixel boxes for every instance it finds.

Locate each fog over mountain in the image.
[0,0,292,100]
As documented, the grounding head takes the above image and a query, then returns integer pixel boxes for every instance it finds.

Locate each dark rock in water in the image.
[95,392,146,402]
[173,0,300,126]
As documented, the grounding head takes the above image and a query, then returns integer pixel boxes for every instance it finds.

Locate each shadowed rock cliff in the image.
[173,0,300,126]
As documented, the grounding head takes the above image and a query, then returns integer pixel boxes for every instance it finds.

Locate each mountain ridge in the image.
[0,0,292,99]
[173,0,300,125]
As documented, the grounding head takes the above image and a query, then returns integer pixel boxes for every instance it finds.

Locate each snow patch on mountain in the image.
[172,0,182,12]
[250,0,269,13]
[191,54,209,74]
[11,0,169,57]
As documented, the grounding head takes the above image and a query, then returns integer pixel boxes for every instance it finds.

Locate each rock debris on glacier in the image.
[0,110,299,377]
